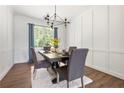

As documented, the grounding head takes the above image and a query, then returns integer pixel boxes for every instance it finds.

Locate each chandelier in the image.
[44,5,70,29]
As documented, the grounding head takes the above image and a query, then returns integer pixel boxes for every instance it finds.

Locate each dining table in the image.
[38,50,69,68]
[38,49,69,83]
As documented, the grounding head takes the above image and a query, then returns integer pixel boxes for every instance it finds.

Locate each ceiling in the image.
[11,5,89,20]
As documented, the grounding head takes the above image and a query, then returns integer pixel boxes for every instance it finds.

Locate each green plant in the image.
[34,25,53,48]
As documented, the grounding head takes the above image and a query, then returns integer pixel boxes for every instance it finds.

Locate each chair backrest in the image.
[31,48,38,64]
[68,48,89,81]
[68,46,77,56]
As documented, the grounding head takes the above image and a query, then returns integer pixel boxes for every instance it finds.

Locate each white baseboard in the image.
[108,71,124,80]
[0,63,14,81]
[86,64,124,80]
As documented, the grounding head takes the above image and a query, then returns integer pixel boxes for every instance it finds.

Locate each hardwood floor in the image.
[0,63,124,88]
[0,63,32,88]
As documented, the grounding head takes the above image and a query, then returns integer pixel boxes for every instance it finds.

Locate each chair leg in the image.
[58,62,60,66]
[67,81,69,88]
[33,69,37,80]
[57,72,60,83]
[47,67,48,71]
[81,77,85,88]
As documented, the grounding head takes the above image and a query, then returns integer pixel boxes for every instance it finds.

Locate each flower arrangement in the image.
[51,38,60,47]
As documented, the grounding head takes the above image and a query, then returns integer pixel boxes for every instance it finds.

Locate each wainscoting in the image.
[67,5,124,80]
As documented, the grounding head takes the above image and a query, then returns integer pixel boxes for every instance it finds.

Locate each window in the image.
[34,25,54,48]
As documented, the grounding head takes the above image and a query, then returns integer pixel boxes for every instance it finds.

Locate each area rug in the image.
[31,68,93,88]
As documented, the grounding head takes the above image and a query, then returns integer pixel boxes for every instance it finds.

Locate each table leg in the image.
[47,61,59,84]
[52,61,59,69]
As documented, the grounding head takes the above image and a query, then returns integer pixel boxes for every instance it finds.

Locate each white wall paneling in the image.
[0,6,14,80]
[93,51,109,72]
[67,16,82,48]
[92,6,109,71]
[81,8,93,66]
[81,8,93,48]
[109,6,124,79]
[67,5,124,80]
[109,6,124,51]
[93,6,109,50]
[109,53,124,79]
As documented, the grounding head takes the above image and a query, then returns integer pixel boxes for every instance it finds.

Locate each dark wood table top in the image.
[38,50,69,62]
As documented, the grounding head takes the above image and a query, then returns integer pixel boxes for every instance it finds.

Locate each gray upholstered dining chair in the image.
[31,48,51,79]
[55,48,89,88]
[61,46,77,65]
[68,46,77,56]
